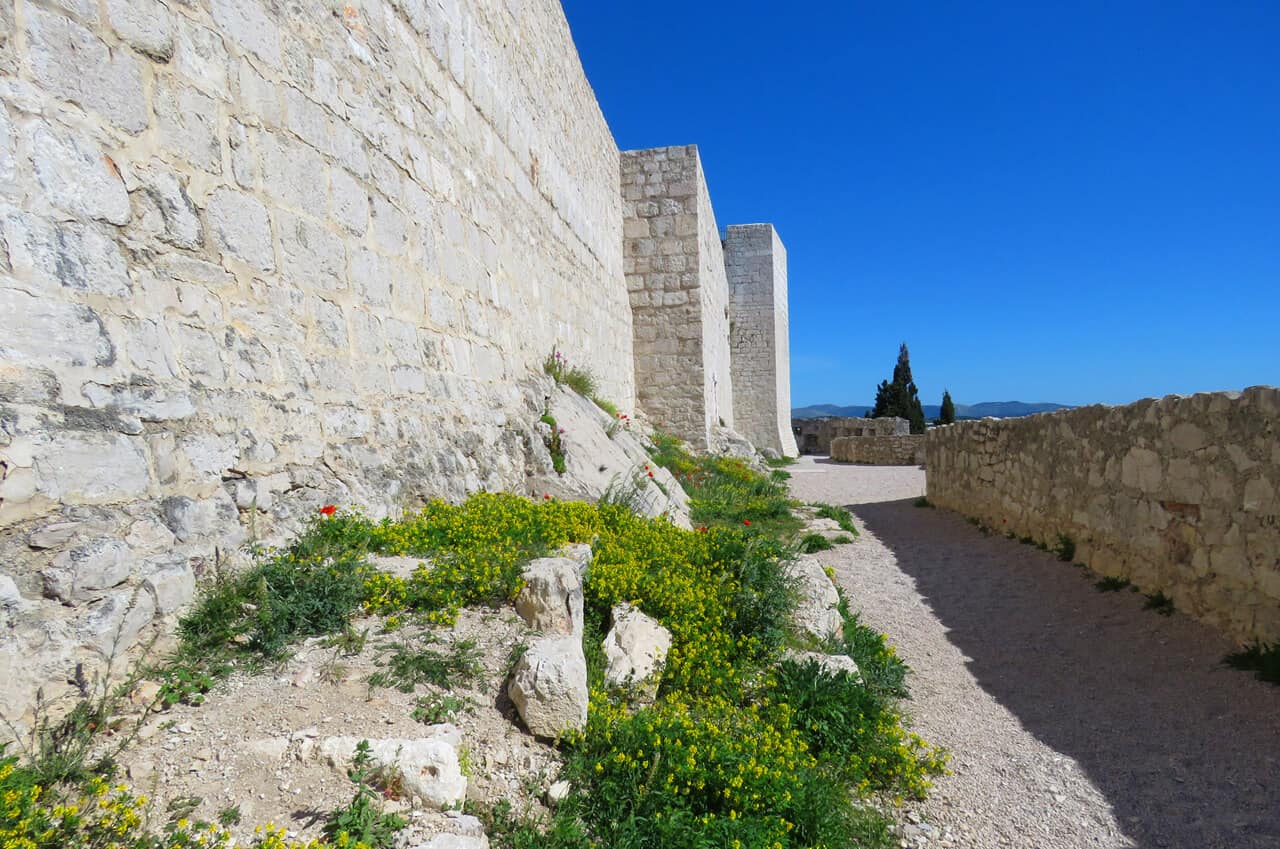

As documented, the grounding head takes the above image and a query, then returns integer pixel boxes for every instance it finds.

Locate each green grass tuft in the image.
[1225,643,1280,685]
[1095,576,1131,592]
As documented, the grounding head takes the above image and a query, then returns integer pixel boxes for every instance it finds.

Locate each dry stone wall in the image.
[725,224,797,456]
[830,435,924,466]
[926,388,1280,642]
[622,145,733,449]
[0,0,633,726]
[794,416,908,455]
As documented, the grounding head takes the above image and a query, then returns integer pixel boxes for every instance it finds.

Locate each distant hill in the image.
[792,401,1073,420]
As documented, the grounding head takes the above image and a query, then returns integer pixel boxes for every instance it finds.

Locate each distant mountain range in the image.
[791,401,1074,420]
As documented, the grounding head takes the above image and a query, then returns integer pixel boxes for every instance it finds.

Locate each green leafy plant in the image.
[913,496,933,508]
[1143,591,1176,616]
[831,534,855,544]
[156,663,216,708]
[540,413,567,475]
[217,804,242,826]
[812,503,858,535]
[367,635,483,694]
[324,739,408,848]
[798,532,835,553]
[1053,533,1076,562]
[543,349,598,398]
[1095,576,1131,592]
[765,456,797,468]
[411,693,471,725]
[1225,642,1280,685]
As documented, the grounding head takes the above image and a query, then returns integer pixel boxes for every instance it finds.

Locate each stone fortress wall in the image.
[622,145,735,449]
[725,224,798,456]
[794,415,908,455]
[830,435,924,466]
[0,0,799,724]
[926,388,1280,643]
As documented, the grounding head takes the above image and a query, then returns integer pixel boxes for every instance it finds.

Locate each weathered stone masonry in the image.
[926,388,1280,643]
[1,0,636,725]
[0,0,800,726]
[622,145,734,449]
[830,435,924,466]
[725,224,797,456]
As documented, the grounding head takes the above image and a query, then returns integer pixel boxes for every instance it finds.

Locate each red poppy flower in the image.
[318,504,337,516]
[544,494,552,499]
[648,471,654,478]
[742,519,751,526]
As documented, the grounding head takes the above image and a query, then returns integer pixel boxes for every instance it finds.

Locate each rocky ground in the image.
[109,603,560,847]
[788,456,1280,849]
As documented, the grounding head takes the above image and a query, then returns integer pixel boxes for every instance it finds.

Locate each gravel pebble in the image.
[787,457,1280,849]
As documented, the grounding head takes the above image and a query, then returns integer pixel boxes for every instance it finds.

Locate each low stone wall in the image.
[926,388,1280,643]
[794,416,908,455]
[830,435,925,466]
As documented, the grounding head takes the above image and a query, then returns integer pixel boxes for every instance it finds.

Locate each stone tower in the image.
[621,145,733,449]
[725,224,799,456]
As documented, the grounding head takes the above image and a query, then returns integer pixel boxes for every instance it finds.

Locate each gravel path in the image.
[786,457,1280,849]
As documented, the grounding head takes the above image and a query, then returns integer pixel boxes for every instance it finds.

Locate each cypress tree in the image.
[939,390,956,425]
[871,343,926,434]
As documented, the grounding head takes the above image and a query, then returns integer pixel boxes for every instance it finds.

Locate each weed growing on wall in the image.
[1053,533,1076,562]
[1143,591,1176,616]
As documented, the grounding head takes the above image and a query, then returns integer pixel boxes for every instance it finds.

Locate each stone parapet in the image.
[830,435,925,466]
[925,388,1280,642]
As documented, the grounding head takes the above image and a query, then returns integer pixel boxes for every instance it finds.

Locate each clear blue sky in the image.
[560,1,1280,408]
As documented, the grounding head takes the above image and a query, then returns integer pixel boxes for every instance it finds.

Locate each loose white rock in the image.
[785,554,844,643]
[603,602,671,698]
[508,635,587,738]
[515,557,583,635]
[318,734,466,810]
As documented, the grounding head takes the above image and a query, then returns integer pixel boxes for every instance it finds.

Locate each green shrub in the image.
[1095,576,1131,592]
[768,658,946,798]
[1143,591,1175,616]
[1053,533,1076,562]
[798,533,835,553]
[1225,643,1280,685]
[912,497,933,509]
[324,740,408,848]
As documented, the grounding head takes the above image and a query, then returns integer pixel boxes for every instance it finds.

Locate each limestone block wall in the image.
[622,145,732,448]
[794,416,909,455]
[0,0,632,725]
[830,435,924,466]
[725,224,797,456]
[926,388,1280,642]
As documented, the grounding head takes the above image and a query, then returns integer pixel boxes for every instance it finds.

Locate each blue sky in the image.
[560,1,1280,408]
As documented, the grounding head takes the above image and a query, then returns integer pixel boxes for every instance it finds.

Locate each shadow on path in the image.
[854,499,1280,849]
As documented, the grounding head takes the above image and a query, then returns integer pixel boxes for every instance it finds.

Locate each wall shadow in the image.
[853,499,1280,849]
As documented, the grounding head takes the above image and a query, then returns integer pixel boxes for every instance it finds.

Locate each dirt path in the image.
[787,457,1280,849]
